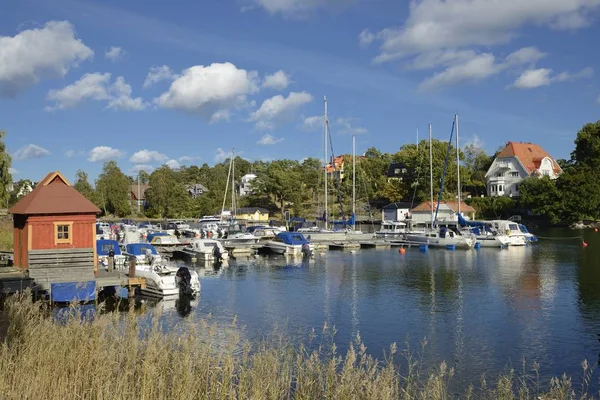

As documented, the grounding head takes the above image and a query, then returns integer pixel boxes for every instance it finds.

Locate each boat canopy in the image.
[458,214,487,228]
[96,240,121,256]
[274,232,310,245]
[146,232,169,242]
[125,243,158,256]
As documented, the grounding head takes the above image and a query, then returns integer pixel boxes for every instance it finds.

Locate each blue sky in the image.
[2,0,599,182]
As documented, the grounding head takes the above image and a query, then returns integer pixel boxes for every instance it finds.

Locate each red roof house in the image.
[9,171,101,272]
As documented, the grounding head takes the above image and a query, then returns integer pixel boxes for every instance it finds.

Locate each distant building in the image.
[386,162,410,182]
[239,174,257,196]
[130,184,150,209]
[381,202,413,222]
[187,183,209,199]
[235,207,270,223]
[485,142,562,198]
[410,201,476,225]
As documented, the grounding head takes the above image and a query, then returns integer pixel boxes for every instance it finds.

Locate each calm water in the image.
[153,229,600,389]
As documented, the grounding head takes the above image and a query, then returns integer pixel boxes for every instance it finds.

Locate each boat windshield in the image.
[519,224,530,233]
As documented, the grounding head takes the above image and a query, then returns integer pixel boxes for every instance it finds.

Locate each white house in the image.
[239,174,257,196]
[485,142,562,198]
[410,201,476,225]
[187,183,209,199]
[381,202,412,222]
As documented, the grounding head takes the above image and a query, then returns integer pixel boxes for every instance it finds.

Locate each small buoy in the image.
[583,241,589,248]
[350,250,357,254]
[399,248,406,255]
[595,228,598,233]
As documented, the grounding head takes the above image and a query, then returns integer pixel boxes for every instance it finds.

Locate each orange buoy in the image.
[399,248,406,254]
[595,227,598,233]
[583,241,589,248]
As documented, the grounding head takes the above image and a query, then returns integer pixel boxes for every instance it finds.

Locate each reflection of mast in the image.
[454,272,465,368]
[324,258,331,326]
[351,254,359,339]
[429,263,436,341]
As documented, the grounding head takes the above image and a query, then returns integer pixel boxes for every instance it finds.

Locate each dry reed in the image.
[0,293,596,400]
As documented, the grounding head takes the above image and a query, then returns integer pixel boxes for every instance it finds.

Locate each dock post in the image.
[108,250,114,272]
[128,256,136,278]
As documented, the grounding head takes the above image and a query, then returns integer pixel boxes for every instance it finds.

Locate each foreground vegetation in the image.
[0,294,596,399]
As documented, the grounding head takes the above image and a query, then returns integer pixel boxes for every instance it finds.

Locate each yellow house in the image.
[235,207,270,223]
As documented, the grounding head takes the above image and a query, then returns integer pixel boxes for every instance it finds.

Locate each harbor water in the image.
[133,228,600,391]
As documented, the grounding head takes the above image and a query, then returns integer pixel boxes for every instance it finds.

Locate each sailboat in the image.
[405,117,475,249]
[218,150,259,246]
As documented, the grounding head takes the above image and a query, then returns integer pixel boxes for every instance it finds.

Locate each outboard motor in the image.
[176,266,194,298]
[213,245,223,262]
[145,248,154,266]
[301,243,312,258]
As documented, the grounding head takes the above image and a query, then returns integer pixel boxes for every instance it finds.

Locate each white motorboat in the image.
[184,239,229,261]
[219,231,260,246]
[374,221,406,239]
[486,220,528,246]
[405,227,476,249]
[96,239,126,268]
[122,243,200,297]
[457,215,511,248]
[264,232,315,256]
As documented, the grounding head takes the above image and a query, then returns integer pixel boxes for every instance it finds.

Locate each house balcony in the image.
[487,176,506,184]
[495,161,511,170]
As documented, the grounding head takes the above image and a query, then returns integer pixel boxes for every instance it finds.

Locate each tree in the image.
[462,144,493,196]
[95,161,131,217]
[253,160,304,219]
[518,176,563,224]
[8,179,33,207]
[0,131,12,207]
[145,166,191,218]
[571,120,600,166]
[73,170,96,204]
[556,166,600,222]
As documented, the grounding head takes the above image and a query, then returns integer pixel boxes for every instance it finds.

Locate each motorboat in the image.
[264,232,315,256]
[219,231,260,246]
[122,243,200,297]
[457,214,511,248]
[405,227,476,249]
[374,221,406,239]
[519,224,538,243]
[486,220,528,246]
[97,239,126,269]
[184,239,230,261]
[146,231,181,246]
[249,226,279,240]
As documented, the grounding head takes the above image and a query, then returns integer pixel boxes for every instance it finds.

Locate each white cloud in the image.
[46,73,148,110]
[370,0,600,63]
[510,66,594,89]
[166,159,181,169]
[130,164,154,174]
[105,46,125,61]
[64,149,85,158]
[130,149,169,164]
[301,115,323,131]
[88,146,125,162]
[155,62,259,122]
[178,155,199,164]
[463,134,485,149]
[0,21,93,97]
[417,47,548,91]
[214,148,230,163]
[335,117,368,135]
[257,134,284,145]
[250,91,313,130]
[143,65,178,89]
[13,144,51,160]
[358,29,376,48]
[8,167,18,175]
[245,0,356,16]
[262,70,291,90]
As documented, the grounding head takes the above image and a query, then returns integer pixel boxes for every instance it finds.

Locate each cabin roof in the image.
[496,142,562,175]
[9,171,101,215]
[411,201,476,213]
[130,184,150,200]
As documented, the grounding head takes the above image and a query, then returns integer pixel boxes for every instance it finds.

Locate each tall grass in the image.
[0,217,12,251]
[0,293,596,399]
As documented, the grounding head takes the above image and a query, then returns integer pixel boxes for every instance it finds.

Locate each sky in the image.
[2,0,599,183]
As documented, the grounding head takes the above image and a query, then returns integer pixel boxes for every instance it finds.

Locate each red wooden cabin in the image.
[9,171,101,273]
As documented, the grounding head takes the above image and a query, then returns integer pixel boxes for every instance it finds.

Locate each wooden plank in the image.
[29,248,94,255]
[29,258,94,266]
[29,252,94,259]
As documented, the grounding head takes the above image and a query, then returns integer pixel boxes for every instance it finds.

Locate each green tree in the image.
[571,120,600,166]
[73,170,96,204]
[145,166,191,218]
[462,144,493,196]
[518,176,563,224]
[95,161,131,217]
[557,166,600,222]
[0,131,12,207]
[253,160,303,219]
[8,179,33,207]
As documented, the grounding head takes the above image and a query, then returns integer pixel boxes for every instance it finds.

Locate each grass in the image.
[0,217,12,251]
[0,293,596,400]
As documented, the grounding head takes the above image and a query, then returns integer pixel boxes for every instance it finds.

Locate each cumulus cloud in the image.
[510,66,594,89]
[105,46,125,61]
[143,65,178,89]
[245,0,356,16]
[64,149,84,158]
[130,164,154,174]
[13,144,51,160]
[88,146,125,162]
[46,72,148,110]
[262,70,291,90]
[166,159,180,169]
[250,91,313,130]
[129,149,169,164]
[335,117,368,135]
[178,155,199,164]
[358,29,376,48]
[257,134,284,145]
[463,134,485,149]
[0,21,93,97]
[8,167,18,175]
[301,115,323,131]
[214,148,230,163]
[155,62,259,122]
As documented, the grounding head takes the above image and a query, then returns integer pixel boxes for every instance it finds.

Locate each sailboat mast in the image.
[221,149,233,223]
[232,149,236,218]
[455,114,461,215]
[324,96,328,230]
[352,133,356,231]
[429,123,434,227]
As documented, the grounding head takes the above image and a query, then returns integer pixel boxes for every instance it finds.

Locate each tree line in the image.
[4,121,600,224]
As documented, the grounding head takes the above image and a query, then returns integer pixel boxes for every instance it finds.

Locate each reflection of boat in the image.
[264,232,315,256]
[184,239,229,261]
[141,295,200,317]
[96,239,126,268]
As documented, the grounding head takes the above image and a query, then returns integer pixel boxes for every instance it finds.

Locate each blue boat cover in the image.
[53,303,97,324]
[458,214,487,228]
[51,281,96,303]
[125,243,158,256]
[96,240,122,256]
[274,232,310,245]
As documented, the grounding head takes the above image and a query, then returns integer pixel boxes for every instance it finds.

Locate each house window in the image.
[496,172,503,177]
[543,170,550,176]
[498,185,503,192]
[54,222,73,244]
[511,172,519,177]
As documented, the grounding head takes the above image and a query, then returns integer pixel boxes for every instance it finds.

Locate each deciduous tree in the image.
[95,161,131,217]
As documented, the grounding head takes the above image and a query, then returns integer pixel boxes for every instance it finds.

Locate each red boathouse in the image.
[9,171,101,277]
